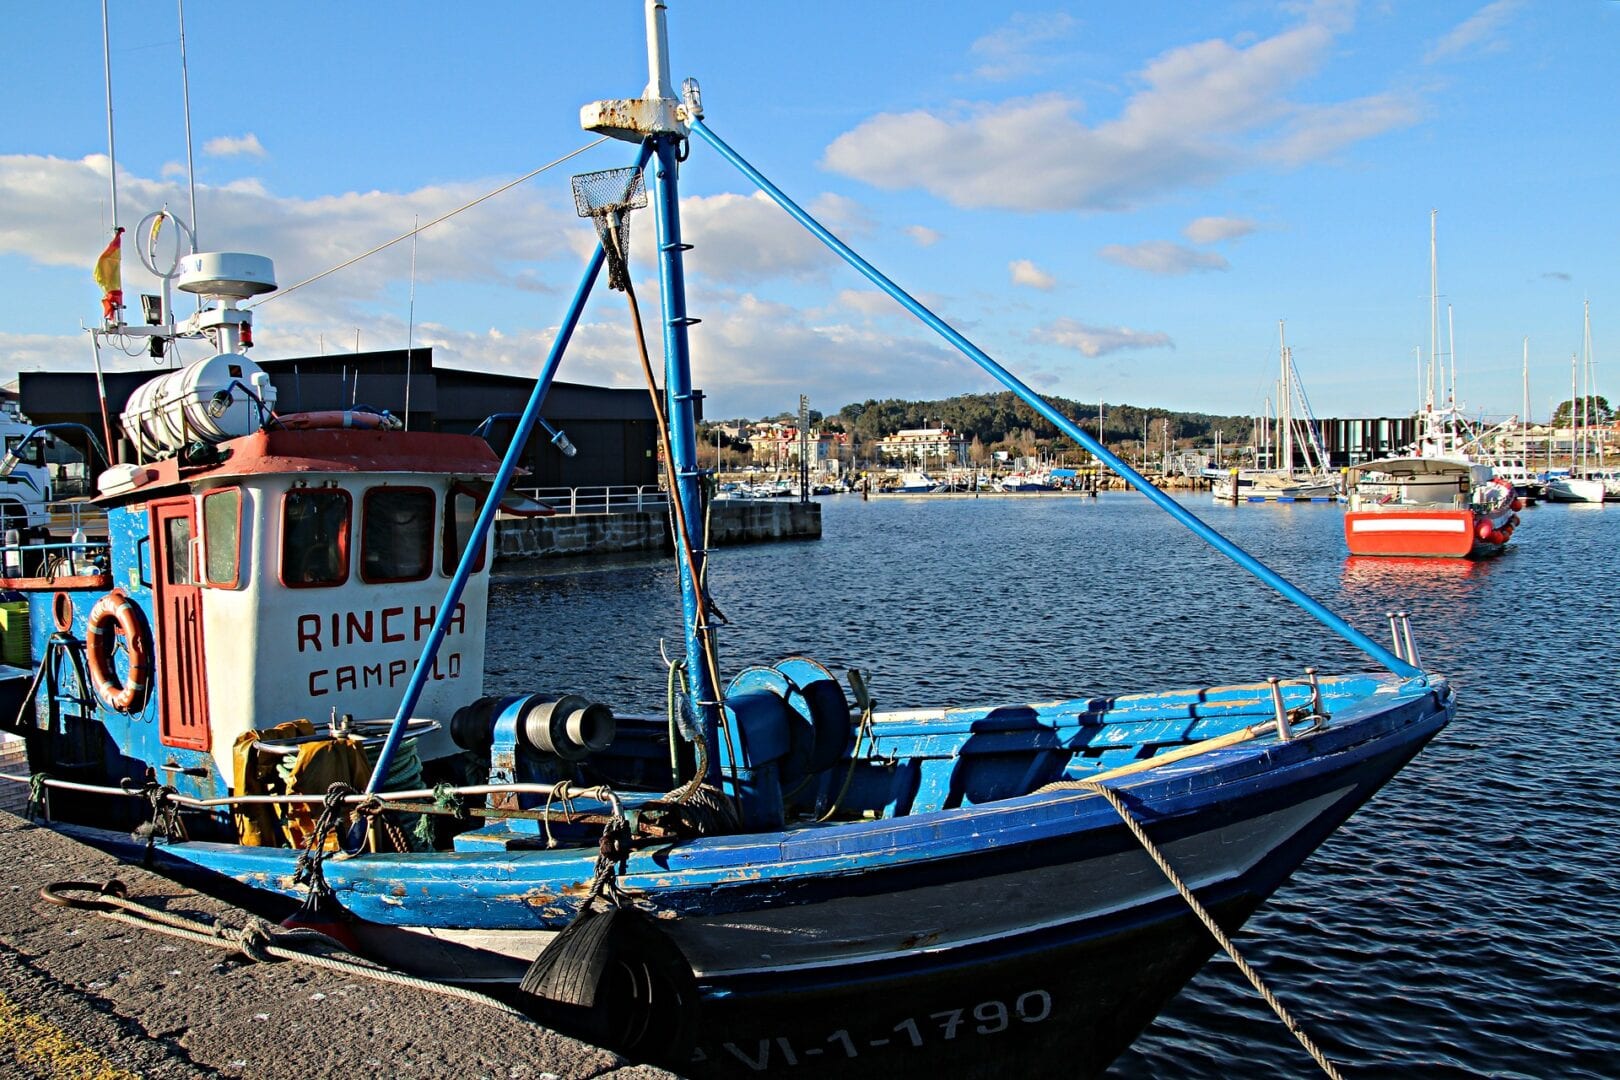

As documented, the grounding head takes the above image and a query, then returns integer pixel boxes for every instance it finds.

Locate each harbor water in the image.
[485,493,1619,1079]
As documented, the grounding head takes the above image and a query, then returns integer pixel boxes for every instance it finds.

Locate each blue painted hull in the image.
[54,672,1448,1077]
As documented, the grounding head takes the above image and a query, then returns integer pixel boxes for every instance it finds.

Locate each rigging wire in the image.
[251,137,610,309]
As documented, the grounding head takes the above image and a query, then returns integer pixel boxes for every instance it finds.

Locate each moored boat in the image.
[1212,322,1337,503]
[5,5,1453,1077]
[1343,457,1519,557]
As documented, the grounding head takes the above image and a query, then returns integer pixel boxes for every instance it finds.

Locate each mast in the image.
[1570,350,1579,471]
[1278,320,1293,476]
[1586,300,1601,469]
[177,0,200,250]
[100,0,119,234]
[1428,209,1439,412]
[582,0,721,777]
[1522,337,1529,465]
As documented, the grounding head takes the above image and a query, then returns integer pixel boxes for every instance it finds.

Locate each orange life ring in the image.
[86,589,152,713]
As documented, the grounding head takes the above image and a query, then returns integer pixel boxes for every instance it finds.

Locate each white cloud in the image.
[677,191,839,283]
[203,133,267,158]
[824,8,1417,213]
[1268,93,1423,165]
[1426,0,1522,63]
[680,293,980,416]
[905,225,942,247]
[1009,259,1056,290]
[1184,216,1257,244]
[969,13,1079,81]
[1098,241,1229,275]
[837,289,897,316]
[1032,317,1174,358]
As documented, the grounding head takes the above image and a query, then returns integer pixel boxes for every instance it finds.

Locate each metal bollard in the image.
[1267,677,1292,742]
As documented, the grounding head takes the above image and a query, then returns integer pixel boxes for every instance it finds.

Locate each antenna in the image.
[405,214,417,431]
[177,0,200,253]
[100,0,119,234]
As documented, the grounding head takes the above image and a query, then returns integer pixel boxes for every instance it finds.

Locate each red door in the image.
[151,498,210,750]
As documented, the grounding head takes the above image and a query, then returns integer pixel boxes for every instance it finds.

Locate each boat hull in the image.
[1343,507,1513,558]
[51,674,1448,1077]
[1546,477,1606,503]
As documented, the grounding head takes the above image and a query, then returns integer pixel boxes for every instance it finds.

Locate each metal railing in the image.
[508,484,668,516]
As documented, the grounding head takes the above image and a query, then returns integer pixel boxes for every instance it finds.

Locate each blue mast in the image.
[581,0,723,775]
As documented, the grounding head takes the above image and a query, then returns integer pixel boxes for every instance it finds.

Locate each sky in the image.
[3,1,1616,425]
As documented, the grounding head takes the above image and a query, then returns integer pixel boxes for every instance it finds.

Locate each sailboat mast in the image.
[1570,350,1579,471]
[1278,320,1293,475]
[1522,337,1529,463]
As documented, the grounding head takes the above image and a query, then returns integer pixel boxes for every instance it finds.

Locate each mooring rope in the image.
[40,880,526,1018]
[1078,779,1346,1080]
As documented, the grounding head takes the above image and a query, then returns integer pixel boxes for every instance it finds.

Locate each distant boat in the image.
[1213,322,1337,502]
[1547,302,1611,502]
[1343,457,1519,557]
[1344,212,1521,558]
[1547,467,1618,503]
[994,470,1055,492]
[1486,459,1545,504]
[880,470,947,493]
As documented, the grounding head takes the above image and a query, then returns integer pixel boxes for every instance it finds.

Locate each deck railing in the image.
[508,484,668,516]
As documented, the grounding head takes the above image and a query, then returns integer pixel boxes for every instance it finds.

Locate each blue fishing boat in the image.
[3,4,1450,1076]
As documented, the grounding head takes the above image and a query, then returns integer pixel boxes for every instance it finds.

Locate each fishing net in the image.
[571,167,647,292]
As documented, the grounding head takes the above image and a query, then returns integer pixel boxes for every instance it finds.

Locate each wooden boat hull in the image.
[55,673,1448,1077]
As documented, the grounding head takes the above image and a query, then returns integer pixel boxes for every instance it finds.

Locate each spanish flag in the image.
[93,227,124,322]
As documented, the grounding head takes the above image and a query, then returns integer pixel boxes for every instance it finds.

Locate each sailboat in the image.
[2,4,1452,1076]
[1343,212,1520,557]
[1547,302,1613,502]
[1212,322,1337,502]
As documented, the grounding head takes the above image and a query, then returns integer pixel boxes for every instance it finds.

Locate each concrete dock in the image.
[0,811,678,1080]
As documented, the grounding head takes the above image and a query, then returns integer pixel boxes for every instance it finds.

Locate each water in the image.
[485,493,1620,1079]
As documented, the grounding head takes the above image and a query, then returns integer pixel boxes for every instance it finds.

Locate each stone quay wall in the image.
[494,499,820,561]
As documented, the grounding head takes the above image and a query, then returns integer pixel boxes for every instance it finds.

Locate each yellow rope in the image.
[1079,779,1347,1080]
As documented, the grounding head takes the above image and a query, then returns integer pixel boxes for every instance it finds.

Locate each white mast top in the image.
[644,0,673,101]
[581,0,691,141]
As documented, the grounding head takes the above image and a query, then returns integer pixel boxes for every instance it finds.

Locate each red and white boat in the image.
[1343,456,1518,558]
[1344,211,1522,559]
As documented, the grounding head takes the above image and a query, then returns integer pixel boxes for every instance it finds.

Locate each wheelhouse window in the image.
[202,487,241,587]
[441,484,487,576]
[281,488,351,588]
[164,515,193,585]
[361,487,434,584]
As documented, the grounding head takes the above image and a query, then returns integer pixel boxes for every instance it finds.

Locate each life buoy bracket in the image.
[85,589,153,713]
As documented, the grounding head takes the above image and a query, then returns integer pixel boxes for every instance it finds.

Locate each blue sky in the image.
[3,1,1615,424]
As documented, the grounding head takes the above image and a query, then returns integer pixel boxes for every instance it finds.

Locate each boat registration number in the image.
[703,989,1053,1071]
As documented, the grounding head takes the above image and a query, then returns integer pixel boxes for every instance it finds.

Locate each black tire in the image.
[519,906,699,1063]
